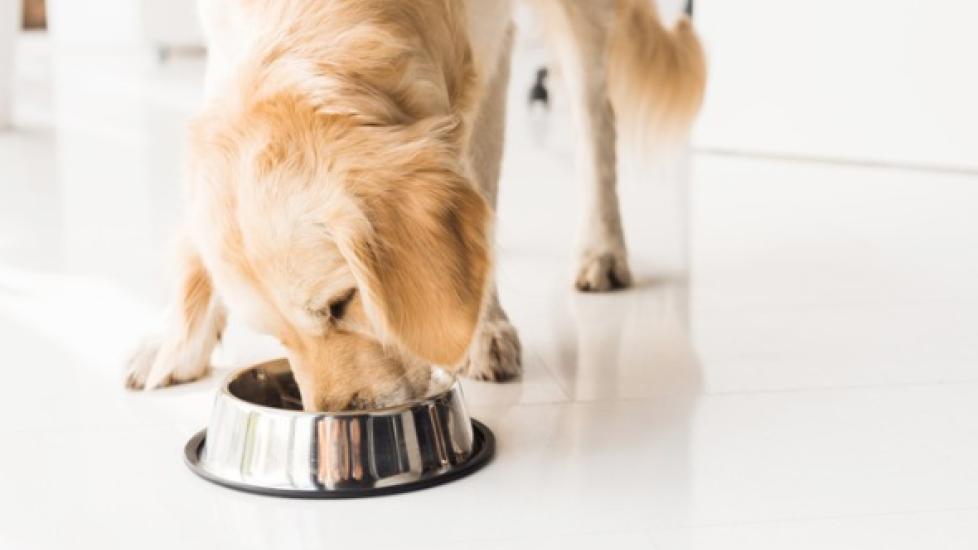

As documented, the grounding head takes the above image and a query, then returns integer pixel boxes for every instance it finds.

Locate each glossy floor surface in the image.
[2,34,977,549]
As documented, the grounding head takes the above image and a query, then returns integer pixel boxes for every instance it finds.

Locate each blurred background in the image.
[5,0,978,165]
[1,2,977,549]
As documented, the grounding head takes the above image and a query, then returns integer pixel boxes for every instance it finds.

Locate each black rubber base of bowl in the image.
[184,419,494,499]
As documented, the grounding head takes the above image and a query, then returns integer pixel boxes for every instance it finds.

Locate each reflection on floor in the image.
[1,33,977,550]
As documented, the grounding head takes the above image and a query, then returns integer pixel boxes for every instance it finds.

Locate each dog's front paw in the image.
[460,317,522,382]
[124,337,160,390]
[575,249,632,292]
[123,336,211,390]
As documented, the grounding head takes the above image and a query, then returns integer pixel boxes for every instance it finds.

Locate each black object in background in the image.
[529,67,549,107]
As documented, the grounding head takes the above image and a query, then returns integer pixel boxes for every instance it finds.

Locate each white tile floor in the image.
[2,33,978,550]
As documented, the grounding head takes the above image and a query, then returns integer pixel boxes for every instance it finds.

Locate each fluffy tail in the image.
[607,0,706,147]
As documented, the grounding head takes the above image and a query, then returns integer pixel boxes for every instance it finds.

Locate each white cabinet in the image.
[47,0,202,51]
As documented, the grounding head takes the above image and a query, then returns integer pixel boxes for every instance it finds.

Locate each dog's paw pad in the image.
[575,251,632,292]
[460,318,522,382]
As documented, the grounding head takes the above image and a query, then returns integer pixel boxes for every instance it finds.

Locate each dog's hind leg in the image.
[125,235,226,390]
[534,0,632,291]
[460,25,522,382]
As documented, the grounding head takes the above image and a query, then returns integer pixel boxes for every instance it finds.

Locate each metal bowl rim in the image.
[218,359,461,418]
[183,419,495,498]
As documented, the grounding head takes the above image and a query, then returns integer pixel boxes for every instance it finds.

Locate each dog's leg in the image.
[538,0,632,291]
[460,26,522,382]
[463,292,522,382]
[125,236,226,389]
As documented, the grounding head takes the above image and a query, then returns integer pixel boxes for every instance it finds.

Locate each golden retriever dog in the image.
[125,0,705,411]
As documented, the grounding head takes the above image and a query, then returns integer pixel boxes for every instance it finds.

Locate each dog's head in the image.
[188,95,490,410]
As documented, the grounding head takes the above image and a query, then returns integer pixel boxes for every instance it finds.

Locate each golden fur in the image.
[127,0,706,411]
[608,0,706,144]
[184,0,490,410]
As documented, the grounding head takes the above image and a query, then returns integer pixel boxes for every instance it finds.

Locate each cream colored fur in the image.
[126,0,706,411]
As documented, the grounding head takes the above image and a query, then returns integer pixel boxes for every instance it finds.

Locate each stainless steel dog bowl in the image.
[185,359,493,498]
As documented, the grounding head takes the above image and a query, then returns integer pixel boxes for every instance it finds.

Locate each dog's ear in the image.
[339,155,491,367]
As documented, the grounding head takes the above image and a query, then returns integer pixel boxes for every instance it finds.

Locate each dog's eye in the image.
[326,289,357,321]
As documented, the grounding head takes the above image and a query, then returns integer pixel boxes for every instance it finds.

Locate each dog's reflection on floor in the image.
[564,273,702,528]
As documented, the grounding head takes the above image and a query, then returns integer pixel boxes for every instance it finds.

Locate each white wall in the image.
[0,0,21,127]
[693,0,978,170]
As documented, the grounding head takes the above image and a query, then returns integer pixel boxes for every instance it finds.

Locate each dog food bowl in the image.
[184,359,494,498]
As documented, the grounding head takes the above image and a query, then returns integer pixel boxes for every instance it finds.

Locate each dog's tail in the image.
[606,0,706,148]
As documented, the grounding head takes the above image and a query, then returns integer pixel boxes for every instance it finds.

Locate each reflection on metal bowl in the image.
[184,359,494,498]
